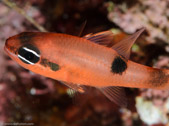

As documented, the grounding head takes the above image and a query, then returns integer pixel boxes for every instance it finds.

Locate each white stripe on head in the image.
[23,47,40,57]
[18,54,34,65]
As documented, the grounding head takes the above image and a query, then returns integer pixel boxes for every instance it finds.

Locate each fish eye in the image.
[18,44,40,64]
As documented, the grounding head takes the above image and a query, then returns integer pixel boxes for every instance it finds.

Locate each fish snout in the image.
[4,36,19,56]
[4,37,11,53]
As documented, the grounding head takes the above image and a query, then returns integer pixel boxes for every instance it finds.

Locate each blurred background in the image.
[0,0,169,126]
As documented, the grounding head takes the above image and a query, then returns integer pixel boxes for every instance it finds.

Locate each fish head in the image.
[4,32,60,76]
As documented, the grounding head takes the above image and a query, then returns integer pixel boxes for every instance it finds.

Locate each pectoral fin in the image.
[60,81,86,93]
[98,86,127,107]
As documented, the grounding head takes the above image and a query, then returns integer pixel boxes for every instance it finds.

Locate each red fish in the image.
[4,28,169,106]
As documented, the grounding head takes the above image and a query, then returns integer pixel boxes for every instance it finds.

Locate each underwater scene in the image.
[0,0,169,126]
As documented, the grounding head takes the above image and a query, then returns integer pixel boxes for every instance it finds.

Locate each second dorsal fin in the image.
[83,30,114,46]
[112,28,145,59]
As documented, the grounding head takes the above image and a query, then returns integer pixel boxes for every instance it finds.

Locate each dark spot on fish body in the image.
[48,62,59,71]
[40,58,59,71]
[18,32,36,44]
[149,70,169,87]
[111,56,127,75]
[40,59,48,67]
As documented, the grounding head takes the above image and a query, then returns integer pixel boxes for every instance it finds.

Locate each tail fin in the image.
[148,69,169,90]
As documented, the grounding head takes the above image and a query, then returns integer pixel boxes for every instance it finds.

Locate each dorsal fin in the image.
[60,81,86,93]
[98,86,127,107]
[83,30,114,46]
[78,20,87,37]
[112,28,145,59]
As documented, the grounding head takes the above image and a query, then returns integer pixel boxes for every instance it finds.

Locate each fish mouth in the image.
[4,38,11,53]
[4,44,17,58]
[4,44,9,54]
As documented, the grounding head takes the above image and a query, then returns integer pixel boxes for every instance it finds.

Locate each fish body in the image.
[4,28,169,106]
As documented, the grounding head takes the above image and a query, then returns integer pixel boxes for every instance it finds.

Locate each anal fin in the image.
[98,86,127,107]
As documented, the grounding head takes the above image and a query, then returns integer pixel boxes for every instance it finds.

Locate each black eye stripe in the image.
[18,44,40,64]
[18,54,35,64]
[22,47,40,57]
